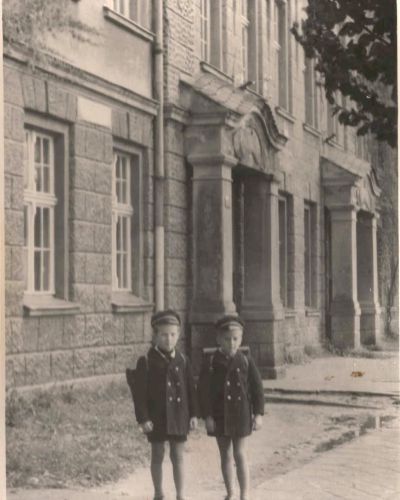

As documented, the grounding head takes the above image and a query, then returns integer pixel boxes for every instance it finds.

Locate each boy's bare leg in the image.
[169,440,185,499]
[233,437,249,500]
[151,442,165,499]
[216,436,235,498]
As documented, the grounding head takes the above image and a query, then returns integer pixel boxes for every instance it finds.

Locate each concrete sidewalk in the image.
[8,424,400,500]
[252,424,400,500]
[264,355,400,396]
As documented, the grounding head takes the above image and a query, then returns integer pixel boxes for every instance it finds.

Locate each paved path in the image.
[265,356,400,396]
[252,424,400,500]
[8,424,400,500]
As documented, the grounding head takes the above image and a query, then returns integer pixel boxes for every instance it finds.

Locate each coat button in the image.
[227,395,231,400]
[169,397,173,402]
[167,381,171,387]
[237,382,240,387]
[175,367,179,371]
[177,382,180,386]
[236,368,240,372]
[177,397,181,402]
[238,396,241,401]
[226,381,230,386]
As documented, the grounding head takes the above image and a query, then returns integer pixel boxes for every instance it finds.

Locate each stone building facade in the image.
[4,0,385,387]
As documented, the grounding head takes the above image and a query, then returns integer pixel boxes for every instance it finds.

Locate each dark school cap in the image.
[151,309,181,328]
[215,314,244,331]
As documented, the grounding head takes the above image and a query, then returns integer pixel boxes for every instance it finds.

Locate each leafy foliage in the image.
[3,0,98,62]
[292,0,397,147]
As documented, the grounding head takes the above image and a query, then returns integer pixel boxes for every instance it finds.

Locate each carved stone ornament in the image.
[233,124,262,169]
[355,173,380,212]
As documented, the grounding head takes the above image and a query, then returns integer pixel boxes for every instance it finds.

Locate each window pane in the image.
[42,208,50,248]
[279,199,287,306]
[24,206,28,246]
[34,207,41,248]
[122,216,128,251]
[34,136,41,163]
[42,250,50,291]
[23,248,28,289]
[117,253,122,288]
[43,138,49,164]
[35,165,42,192]
[34,250,41,291]
[304,208,310,306]
[43,166,50,193]
[116,217,121,251]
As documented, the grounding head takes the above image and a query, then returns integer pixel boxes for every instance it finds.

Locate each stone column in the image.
[241,176,283,319]
[330,206,361,349]
[357,213,380,344]
[189,154,237,323]
[240,175,284,378]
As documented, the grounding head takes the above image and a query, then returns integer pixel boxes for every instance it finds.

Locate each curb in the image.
[264,387,400,398]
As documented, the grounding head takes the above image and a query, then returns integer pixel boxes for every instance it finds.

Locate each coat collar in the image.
[153,345,176,362]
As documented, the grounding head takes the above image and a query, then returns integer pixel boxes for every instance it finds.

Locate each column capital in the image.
[329,205,358,222]
[187,153,238,169]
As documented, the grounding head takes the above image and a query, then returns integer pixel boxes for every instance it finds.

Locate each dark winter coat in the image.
[133,346,198,437]
[198,349,264,437]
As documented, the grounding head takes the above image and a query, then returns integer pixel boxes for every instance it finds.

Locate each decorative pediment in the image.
[232,111,281,174]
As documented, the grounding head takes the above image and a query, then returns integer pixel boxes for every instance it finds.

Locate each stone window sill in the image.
[200,61,233,83]
[305,308,320,317]
[325,136,344,150]
[103,6,155,43]
[111,291,153,314]
[284,308,297,318]
[23,294,80,317]
[303,123,321,138]
[275,106,296,124]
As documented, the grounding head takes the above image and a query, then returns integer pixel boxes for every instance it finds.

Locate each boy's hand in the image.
[190,417,198,431]
[205,416,215,433]
[252,414,263,431]
[140,421,154,433]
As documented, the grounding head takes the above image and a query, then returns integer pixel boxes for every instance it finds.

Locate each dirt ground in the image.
[94,396,399,499]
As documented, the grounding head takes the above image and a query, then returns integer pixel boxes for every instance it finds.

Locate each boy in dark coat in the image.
[198,315,264,500]
[134,309,198,500]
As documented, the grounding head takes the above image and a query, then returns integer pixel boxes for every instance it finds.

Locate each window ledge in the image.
[112,292,154,314]
[325,136,344,150]
[23,295,80,317]
[200,61,233,83]
[103,6,155,42]
[305,308,321,317]
[303,123,321,138]
[275,106,296,124]
[284,308,297,318]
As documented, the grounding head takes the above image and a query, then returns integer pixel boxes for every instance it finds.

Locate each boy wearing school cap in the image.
[198,314,264,500]
[133,309,198,500]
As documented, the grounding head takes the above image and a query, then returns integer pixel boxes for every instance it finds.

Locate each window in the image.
[304,202,317,308]
[246,0,261,92]
[112,149,142,295]
[355,133,371,162]
[200,0,222,68]
[327,92,345,145]
[275,0,292,111]
[304,57,319,129]
[111,0,151,29]
[279,194,293,308]
[24,131,56,294]
[241,0,250,81]
[23,119,72,315]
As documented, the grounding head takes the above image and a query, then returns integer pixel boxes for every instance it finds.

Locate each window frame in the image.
[278,192,294,309]
[109,0,151,30]
[24,130,57,295]
[200,0,223,70]
[304,57,319,130]
[241,0,250,82]
[304,201,317,308]
[111,145,143,298]
[22,115,76,316]
[275,0,292,112]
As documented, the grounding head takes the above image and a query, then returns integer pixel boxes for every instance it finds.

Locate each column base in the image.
[359,302,381,345]
[331,313,361,350]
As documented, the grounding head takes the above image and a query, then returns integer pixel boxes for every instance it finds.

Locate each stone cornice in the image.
[4,44,158,117]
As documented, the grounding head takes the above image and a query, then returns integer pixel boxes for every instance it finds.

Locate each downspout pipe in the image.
[154,0,164,311]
